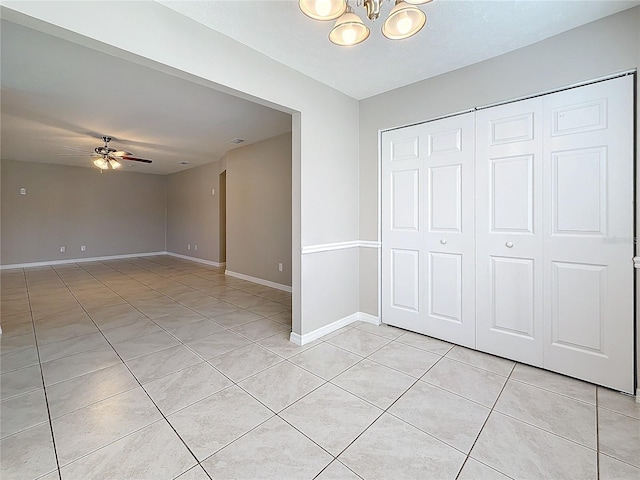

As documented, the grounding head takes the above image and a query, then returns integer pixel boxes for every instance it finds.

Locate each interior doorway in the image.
[219,170,227,264]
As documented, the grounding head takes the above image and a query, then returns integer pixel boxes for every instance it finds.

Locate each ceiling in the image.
[160,0,640,100]
[0,19,292,175]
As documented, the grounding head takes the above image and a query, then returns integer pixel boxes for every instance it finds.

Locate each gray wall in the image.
[1,159,167,265]
[166,162,221,263]
[225,133,292,287]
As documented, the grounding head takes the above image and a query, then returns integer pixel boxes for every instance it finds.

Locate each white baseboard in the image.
[358,312,381,325]
[165,252,225,268]
[0,252,166,270]
[289,311,379,346]
[225,270,292,293]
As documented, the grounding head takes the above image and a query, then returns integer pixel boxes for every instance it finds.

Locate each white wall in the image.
[2,1,360,337]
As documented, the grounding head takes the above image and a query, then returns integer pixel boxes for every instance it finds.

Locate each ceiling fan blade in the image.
[112,150,133,157]
[59,145,92,153]
[58,154,94,157]
[121,156,153,164]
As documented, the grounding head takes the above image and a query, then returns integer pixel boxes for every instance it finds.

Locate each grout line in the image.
[23,267,63,480]
[596,386,601,480]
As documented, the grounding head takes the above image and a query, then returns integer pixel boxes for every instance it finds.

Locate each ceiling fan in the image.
[59,136,153,170]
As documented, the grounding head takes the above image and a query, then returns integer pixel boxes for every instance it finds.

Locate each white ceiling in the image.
[0,19,292,175]
[160,0,640,100]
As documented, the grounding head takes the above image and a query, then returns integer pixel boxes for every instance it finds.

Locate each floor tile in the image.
[41,347,121,385]
[166,318,225,343]
[202,416,332,480]
[331,359,415,409]
[422,357,507,407]
[101,318,163,343]
[495,379,596,449]
[125,344,203,384]
[268,310,292,325]
[457,458,511,480]
[0,365,43,400]
[60,420,195,480]
[395,331,453,355]
[209,344,283,383]
[446,346,515,376]
[289,342,363,380]
[152,310,208,330]
[257,331,311,358]
[471,411,597,480]
[143,362,232,415]
[353,321,404,339]
[511,363,596,404]
[230,318,288,341]
[52,386,162,466]
[37,331,110,363]
[36,320,99,346]
[168,385,272,460]
[281,383,382,456]
[247,301,289,317]
[0,331,36,354]
[239,361,324,412]
[0,389,49,438]
[112,331,179,360]
[327,328,391,357]
[339,413,466,480]
[315,461,361,480]
[0,424,58,480]
[46,363,139,418]
[187,330,251,359]
[175,465,211,480]
[390,381,490,453]
[0,346,39,373]
[211,309,263,328]
[368,341,440,378]
[87,303,146,330]
[193,301,239,319]
[598,386,640,419]
[598,453,640,480]
[598,407,640,467]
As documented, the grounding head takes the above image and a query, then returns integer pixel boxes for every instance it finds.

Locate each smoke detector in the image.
[230,138,245,144]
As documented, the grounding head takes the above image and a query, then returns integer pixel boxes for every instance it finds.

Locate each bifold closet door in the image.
[476,97,545,366]
[542,76,634,393]
[382,113,475,347]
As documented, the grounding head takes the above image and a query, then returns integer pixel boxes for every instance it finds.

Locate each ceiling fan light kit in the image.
[300,0,432,46]
[60,135,153,171]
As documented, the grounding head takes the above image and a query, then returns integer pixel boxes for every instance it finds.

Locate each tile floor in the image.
[1,255,639,480]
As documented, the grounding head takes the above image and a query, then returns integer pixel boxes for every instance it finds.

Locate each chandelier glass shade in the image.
[299,0,432,46]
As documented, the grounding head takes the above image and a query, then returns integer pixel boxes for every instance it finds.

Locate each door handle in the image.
[506,242,514,248]
[440,239,447,245]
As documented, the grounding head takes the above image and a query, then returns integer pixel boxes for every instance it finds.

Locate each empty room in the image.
[1,1,639,479]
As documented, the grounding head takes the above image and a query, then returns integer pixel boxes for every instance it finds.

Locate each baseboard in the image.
[290,312,360,346]
[358,312,381,325]
[165,252,225,268]
[0,252,166,270]
[224,270,292,293]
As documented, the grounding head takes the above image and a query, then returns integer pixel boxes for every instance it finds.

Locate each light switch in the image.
[19,188,26,195]
[211,189,215,196]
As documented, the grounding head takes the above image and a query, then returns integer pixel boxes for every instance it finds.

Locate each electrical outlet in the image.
[81,245,86,252]
[211,189,215,196]
[60,246,66,253]
[188,244,191,250]
[278,263,283,272]
[19,188,27,195]
[194,245,198,251]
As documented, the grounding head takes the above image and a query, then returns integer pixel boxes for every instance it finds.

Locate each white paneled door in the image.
[542,76,634,392]
[382,75,634,393]
[382,113,476,348]
[476,98,545,367]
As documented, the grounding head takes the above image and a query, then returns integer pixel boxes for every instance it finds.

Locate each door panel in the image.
[476,98,544,365]
[382,113,475,346]
[543,76,634,393]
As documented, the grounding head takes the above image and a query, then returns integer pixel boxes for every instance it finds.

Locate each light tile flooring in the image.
[1,255,639,480]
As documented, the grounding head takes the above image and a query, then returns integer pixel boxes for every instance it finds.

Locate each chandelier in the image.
[299,0,432,46]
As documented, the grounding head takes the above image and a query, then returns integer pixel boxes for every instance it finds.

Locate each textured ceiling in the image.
[0,19,292,175]
[160,0,640,100]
